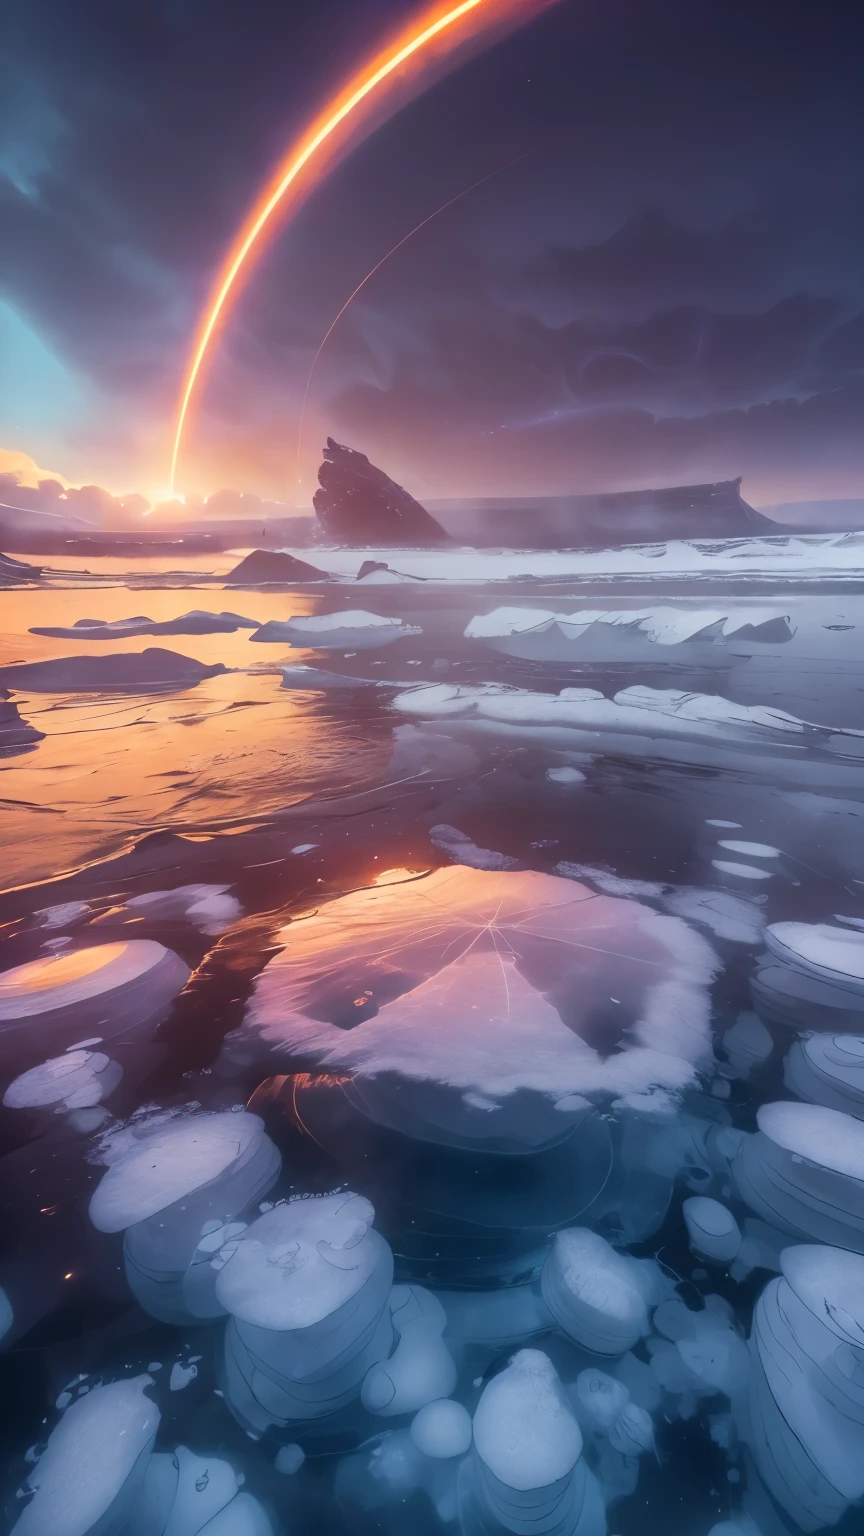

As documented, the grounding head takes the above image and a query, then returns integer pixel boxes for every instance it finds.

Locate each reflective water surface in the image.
[2,549,864,1536]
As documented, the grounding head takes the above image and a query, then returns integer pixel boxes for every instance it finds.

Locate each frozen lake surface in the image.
[2,536,864,1536]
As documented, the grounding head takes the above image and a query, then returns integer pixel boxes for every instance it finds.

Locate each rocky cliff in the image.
[313,439,451,546]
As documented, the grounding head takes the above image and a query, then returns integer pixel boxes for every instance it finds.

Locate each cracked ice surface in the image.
[233,867,717,1134]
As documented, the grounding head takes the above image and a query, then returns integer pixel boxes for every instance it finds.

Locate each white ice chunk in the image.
[4,1051,121,1111]
[410,1399,472,1458]
[574,1370,629,1433]
[428,824,518,872]
[785,1032,864,1117]
[682,1198,743,1263]
[251,610,421,649]
[716,841,780,859]
[541,1229,649,1354]
[473,1350,582,1490]
[215,1192,383,1330]
[169,1362,198,1391]
[89,1111,267,1231]
[12,1376,158,1536]
[547,766,586,784]
[711,861,772,881]
[766,922,864,992]
[608,1403,654,1456]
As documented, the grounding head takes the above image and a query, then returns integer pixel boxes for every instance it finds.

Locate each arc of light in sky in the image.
[294,152,529,499]
[168,0,557,493]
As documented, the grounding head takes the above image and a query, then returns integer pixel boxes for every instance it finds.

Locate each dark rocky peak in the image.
[313,439,451,547]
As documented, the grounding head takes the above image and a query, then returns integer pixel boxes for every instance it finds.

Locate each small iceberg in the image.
[0,649,228,693]
[464,605,793,663]
[250,610,421,648]
[29,610,259,639]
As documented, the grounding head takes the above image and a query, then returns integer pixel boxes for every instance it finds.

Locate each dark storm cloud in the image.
[1,0,863,499]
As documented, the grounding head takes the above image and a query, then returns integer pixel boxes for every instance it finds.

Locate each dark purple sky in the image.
[2,0,863,509]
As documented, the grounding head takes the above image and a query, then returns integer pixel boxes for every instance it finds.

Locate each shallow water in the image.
[2,548,864,1536]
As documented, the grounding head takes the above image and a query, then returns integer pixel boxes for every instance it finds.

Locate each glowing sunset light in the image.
[169,0,558,492]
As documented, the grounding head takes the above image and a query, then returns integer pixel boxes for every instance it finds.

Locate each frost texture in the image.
[234,867,717,1145]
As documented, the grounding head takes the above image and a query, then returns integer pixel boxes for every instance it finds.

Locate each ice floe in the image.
[428,823,519,870]
[744,1245,864,1530]
[556,862,766,945]
[0,650,228,693]
[216,1192,394,1431]
[249,610,421,648]
[3,1049,121,1113]
[29,611,259,639]
[733,1101,864,1250]
[96,884,242,936]
[89,1110,280,1323]
[231,866,717,1147]
[465,606,792,663]
[752,921,864,1030]
[0,942,190,1061]
[391,682,864,776]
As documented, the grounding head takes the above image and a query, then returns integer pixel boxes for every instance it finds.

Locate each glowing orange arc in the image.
[169,0,552,493]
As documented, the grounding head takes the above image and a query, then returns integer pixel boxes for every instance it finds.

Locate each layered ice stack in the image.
[0,941,191,1061]
[215,1192,395,1434]
[459,1350,606,1536]
[540,1229,661,1354]
[752,923,864,1031]
[784,1033,864,1117]
[732,1101,864,1251]
[89,1111,280,1324]
[4,1048,122,1130]
[744,1245,864,1531]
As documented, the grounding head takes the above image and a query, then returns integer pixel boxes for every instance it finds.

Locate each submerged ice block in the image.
[732,1101,864,1251]
[743,1245,864,1531]
[89,1110,280,1323]
[461,1350,606,1536]
[215,1192,394,1432]
[12,1376,160,1536]
[540,1229,654,1354]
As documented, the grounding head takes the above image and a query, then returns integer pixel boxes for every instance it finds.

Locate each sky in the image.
[1,0,863,512]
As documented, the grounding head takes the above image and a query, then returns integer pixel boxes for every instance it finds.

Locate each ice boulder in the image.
[362,1284,456,1416]
[732,1101,864,1251]
[89,1111,280,1323]
[784,1033,864,1117]
[12,1375,159,1536]
[462,1350,606,1535]
[464,606,792,664]
[411,1399,473,1458]
[249,610,421,648]
[215,1192,394,1432]
[4,1049,122,1114]
[744,1245,864,1530]
[682,1197,743,1264]
[0,942,190,1063]
[540,1229,653,1354]
[229,865,717,1150]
